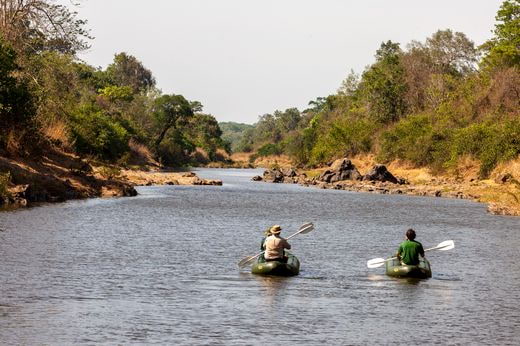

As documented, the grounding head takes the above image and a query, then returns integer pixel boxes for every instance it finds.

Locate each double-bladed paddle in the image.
[237,222,314,268]
[366,240,455,269]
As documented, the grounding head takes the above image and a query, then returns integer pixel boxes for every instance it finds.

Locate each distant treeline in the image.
[237,0,520,178]
[0,0,227,166]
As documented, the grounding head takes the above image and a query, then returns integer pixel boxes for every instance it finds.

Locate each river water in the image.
[1,168,519,345]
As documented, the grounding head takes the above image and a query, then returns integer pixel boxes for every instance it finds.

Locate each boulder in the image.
[263,169,284,183]
[362,164,400,184]
[251,175,263,181]
[495,173,513,184]
[318,158,361,183]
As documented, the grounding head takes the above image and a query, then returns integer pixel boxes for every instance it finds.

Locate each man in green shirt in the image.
[397,229,425,265]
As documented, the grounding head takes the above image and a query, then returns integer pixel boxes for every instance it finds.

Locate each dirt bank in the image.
[0,147,222,209]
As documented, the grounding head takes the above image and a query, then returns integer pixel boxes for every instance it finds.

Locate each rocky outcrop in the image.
[362,164,404,184]
[317,158,361,183]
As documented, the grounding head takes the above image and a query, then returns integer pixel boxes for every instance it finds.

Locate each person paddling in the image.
[263,225,291,263]
[396,229,425,265]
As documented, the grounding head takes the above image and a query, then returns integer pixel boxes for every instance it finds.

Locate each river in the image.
[1,168,519,345]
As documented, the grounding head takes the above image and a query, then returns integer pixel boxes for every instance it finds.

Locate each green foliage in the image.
[309,118,375,165]
[481,0,520,69]
[451,120,520,177]
[257,143,283,157]
[219,122,254,152]
[70,105,130,160]
[106,53,156,92]
[359,41,408,123]
[378,114,452,169]
[98,85,134,102]
[0,39,36,150]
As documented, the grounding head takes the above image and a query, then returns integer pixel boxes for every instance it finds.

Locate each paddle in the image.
[237,222,314,268]
[366,240,455,269]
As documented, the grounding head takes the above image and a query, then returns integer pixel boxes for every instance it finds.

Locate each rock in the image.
[263,169,284,183]
[282,168,298,177]
[251,175,263,181]
[318,158,361,183]
[165,180,179,185]
[495,173,513,184]
[182,172,196,178]
[362,164,400,184]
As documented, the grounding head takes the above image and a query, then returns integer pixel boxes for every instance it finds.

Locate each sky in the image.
[71,0,504,124]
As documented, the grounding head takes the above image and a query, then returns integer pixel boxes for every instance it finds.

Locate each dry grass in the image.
[42,120,72,149]
[254,154,293,169]
[491,156,520,181]
[128,139,160,167]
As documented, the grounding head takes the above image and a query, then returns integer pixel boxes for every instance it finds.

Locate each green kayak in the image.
[251,252,300,276]
[385,258,432,279]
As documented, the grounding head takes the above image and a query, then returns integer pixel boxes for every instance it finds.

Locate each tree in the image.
[481,0,520,69]
[359,41,407,123]
[106,53,156,93]
[0,0,91,55]
[0,39,35,151]
[423,29,478,74]
[152,94,194,152]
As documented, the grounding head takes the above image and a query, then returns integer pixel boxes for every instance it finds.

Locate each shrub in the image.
[70,104,130,160]
[257,143,283,157]
[378,114,452,169]
[451,120,520,177]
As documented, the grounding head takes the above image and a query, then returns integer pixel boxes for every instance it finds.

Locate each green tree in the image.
[152,94,194,152]
[481,0,520,69]
[359,41,407,123]
[106,53,156,92]
[0,39,35,150]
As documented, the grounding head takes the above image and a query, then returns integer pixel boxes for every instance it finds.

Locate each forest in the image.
[237,0,519,178]
[0,0,228,170]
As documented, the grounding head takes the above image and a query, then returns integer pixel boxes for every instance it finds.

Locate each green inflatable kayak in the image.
[251,252,300,276]
[385,258,432,279]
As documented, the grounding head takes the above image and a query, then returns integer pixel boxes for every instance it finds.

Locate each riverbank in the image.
[247,154,520,217]
[0,148,222,209]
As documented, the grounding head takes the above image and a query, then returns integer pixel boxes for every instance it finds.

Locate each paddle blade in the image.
[436,240,455,251]
[237,255,257,268]
[366,258,386,268]
[299,223,314,234]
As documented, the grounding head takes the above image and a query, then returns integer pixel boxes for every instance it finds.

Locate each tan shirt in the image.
[263,235,291,259]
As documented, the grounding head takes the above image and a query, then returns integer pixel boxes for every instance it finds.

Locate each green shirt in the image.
[397,240,425,265]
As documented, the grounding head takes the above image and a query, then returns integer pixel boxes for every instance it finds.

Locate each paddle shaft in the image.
[368,240,454,268]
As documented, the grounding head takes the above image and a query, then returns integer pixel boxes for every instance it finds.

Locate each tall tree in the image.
[0,0,91,55]
[152,94,194,152]
[105,53,156,93]
[360,41,407,123]
[481,0,520,69]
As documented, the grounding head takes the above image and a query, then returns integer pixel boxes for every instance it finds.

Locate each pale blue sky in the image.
[73,0,503,124]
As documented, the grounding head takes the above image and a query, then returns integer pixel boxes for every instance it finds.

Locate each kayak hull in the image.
[385,258,432,279]
[251,252,300,276]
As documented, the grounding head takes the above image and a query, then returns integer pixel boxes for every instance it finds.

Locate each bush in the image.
[309,118,375,165]
[70,104,130,160]
[378,114,452,169]
[257,143,283,157]
[451,120,520,177]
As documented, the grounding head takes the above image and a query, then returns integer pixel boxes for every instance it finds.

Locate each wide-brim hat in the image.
[270,225,282,234]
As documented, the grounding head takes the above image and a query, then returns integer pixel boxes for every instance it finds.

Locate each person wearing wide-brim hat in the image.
[263,225,291,262]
